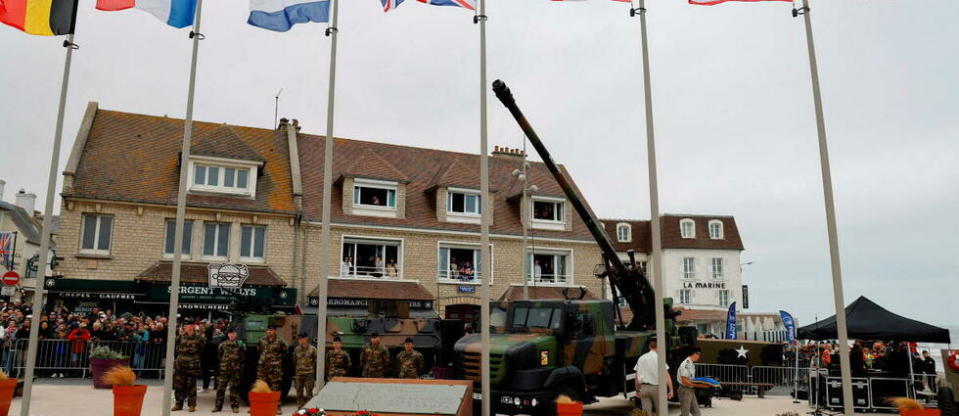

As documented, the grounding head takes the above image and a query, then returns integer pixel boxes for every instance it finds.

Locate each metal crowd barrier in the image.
[751,365,811,396]
[2,339,168,379]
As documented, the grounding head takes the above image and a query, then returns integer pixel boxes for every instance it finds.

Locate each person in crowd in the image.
[396,337,424,379]
[677,347,703,416]
[634,338,673,415]
[459,261,474,281]
[374,256,385,277]
[360,332,390,378]
[326,336,351,380]
[172,322,205,412]
[132,323,150,373]
[533,259,543,281]
[201,320,221,392]
[257,325,287,415]
[921,350,936,374]
[385,261,398,278]
[341,257,353,276]
[850,343,866,376]
[293,333,318,408]
[214,328,245,414]
[67,322,91,377]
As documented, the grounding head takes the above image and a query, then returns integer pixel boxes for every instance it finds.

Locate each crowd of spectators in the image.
[788,340,939,378]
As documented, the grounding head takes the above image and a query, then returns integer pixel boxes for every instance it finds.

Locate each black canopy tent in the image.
[798,296,951,343]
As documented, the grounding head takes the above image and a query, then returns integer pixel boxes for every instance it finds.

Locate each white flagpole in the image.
[476,0,491,414]
[162,0,205,414]
[20,32,78,416]
[796,0,853,414]
[632,0,668,415]
[315,0,339,391]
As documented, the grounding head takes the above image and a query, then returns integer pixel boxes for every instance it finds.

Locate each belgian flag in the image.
[0,0,78,36]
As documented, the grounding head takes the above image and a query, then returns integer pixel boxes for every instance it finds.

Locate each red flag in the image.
[689,0,792,5]
[96,0,135,11]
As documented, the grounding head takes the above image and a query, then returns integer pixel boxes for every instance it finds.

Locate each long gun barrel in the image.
[492,80,657,330]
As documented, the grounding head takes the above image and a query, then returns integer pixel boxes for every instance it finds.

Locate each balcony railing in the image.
[339,265,401,279]
[437,270,483,282]
[526,274,569,284]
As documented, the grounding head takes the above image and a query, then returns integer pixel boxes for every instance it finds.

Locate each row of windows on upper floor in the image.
[614,218,725,243]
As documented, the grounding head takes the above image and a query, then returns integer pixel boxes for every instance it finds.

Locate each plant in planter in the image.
[887,397,941,416]
[249,380,281,416]
[0,369,18,416]
[293,408,325,416]
[89,345,130,389]
[104,366,147,416]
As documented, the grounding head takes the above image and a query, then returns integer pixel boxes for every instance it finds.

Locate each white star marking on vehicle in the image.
[736,345,748,358]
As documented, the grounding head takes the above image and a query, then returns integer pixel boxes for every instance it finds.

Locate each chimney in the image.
[0,179,5,201]
[278,117,289,130]
[291,119,301,131]
[491,146,525,159]
[15,189,36,214]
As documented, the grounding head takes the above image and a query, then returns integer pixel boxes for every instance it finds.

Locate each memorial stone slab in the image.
[306,380,470,415]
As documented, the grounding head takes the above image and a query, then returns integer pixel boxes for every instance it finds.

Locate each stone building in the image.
[52,103,603,319]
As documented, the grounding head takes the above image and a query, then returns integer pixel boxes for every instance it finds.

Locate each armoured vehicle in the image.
[453,80,695,415]
[939,349,958,416]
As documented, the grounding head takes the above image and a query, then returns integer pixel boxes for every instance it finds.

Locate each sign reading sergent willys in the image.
[208,264,250,288]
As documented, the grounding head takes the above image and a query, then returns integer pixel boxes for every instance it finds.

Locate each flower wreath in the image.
[294,409,324,416]
[948,352,959,372]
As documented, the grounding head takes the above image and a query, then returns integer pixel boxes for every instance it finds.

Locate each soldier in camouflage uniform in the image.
[257,325,287,415]
[396,337,424,379]
[172,322,205,412]
[293,333,318,408]
[326,336,351,380]
[360,332,390,378]
[213,328,245,413]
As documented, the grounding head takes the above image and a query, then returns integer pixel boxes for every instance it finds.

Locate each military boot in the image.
[188,406,196,412]
[171,404,183,412]
[211,407,222,413]
[276,407,282,415]
[232,407,240,414]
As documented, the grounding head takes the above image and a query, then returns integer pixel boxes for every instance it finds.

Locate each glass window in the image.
[680,289,692,304]
[527,252,569,284]
[448,191,481,215]
[353,186,396,208]
[683,257,696,279]
[439,246,482,281]
[719,290,730,307]
[341,238,401,278]
[709,221,723,239]
[191,163,252,194]
[237,169,249,188]
[224,168,235,187]
[203,222,230,258]
[533,200,563,222]
[616,224,630,242]
[240,225,266,260]
[164,220,194,255]
[680,219,695,239]
[711,257,723,279]
[80,215,113,255]
[194,165,206,185]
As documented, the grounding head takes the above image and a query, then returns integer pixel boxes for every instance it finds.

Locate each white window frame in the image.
[436,241,493,284]
[239,224,267,262]
[445,188,482,224]
[187,156,260,198]
[719,289,730,307]
[202,222,231,261]
[531,196,567,231]
[163,219,194,259]
[708,220,724,240]
[79,214,114,256]
[711,257,724,279]
[682,257,696,280]
[351,178,399,217]
[526,248,574,286]
[679,289,692,305]
[616,223,631,243]
[680,218,696,239]
[338,235,404,280]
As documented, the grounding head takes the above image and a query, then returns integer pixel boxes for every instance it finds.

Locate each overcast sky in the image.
[1,0,956,327]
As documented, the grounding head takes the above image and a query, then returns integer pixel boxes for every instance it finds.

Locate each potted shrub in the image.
[555,394,583,416]
[90,345,130,389]
[104,366,147,416]
[0,370,17,416]
[888,397,941,416]
[249,380,281,416]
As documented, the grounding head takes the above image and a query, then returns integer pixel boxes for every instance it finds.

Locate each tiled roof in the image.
[308,280,434,301]
[135,261,286,287]
[674,307,728,323]
[298,135,595,241]
[65,109,297,215]
[601,215,745,252]
[429,158,481,190]
[499,286,597,301]
[0,201,43,245]
[339,148,410,183]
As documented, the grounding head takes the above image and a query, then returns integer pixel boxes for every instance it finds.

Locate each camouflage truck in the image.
[697,338,785,367]
[456,81,698,415]
[939,349,959,416]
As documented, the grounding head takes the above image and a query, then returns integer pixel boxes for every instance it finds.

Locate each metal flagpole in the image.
[315,0,340,391]
[20,32,78,416]
[796,0,853,414]
[162,0,205,414]
[632,0,668,414]
[476,0,491,413]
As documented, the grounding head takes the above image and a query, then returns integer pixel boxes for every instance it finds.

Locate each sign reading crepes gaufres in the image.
[208,264,250,288]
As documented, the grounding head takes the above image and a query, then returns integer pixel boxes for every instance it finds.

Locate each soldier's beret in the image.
[226,327,237,333]
[370,332,379,337]
[404,337,414,344]
[332,336,342,342]
[267,325,278,330]
[298,332,309,339]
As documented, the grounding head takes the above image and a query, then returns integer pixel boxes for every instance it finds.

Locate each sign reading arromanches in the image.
[208,264,250,288]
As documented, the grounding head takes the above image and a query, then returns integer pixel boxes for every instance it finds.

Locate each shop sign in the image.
[57,291,137,300]
[318,297,433,310]
[682,281,726,289]
[180,303,233,311]
[149,284,260,304]
[208,264,250,288]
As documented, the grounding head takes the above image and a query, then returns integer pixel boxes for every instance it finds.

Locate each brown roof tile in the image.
[135,261,286,287]
[601,215,745,252]
[308,280,434,301]
[339,148,410,183]
[66,110,297,215]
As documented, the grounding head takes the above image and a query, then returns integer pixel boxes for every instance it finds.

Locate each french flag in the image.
[248,0,330,32]
[96,0,198,29]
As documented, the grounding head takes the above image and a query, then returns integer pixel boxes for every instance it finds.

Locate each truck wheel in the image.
[938,388,957,416]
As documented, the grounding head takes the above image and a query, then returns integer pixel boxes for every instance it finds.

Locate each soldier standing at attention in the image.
[326,336,351,380]
[360,332,390,378]
[293,333,318,408]
[172,322,205,412]
[396,337,424,379]
[257,325,288,415]
[213,328,245,413]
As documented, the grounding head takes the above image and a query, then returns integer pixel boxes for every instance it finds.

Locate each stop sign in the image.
[1,271,19,286]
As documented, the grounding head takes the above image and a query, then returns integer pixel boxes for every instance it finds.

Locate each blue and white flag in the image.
[779,310,796,343]
[381,0,476,12]
[96,0,198,29]
[724,301,737,340]
[248,0,330,32]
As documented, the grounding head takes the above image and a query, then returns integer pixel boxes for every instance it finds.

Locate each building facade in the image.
[53,104,604,319]
[0,183,57,300]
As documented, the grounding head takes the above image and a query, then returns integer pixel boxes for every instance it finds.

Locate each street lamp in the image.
[512,158,538,300]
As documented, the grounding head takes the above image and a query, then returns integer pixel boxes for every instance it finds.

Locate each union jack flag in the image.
[0,233,14,271]
[380,0,475,12]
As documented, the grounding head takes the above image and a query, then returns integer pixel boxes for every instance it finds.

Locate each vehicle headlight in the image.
[514,397,522,406]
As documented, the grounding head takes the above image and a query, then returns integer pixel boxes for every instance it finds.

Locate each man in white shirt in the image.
[677,347,703,416]
[634,338,673,415]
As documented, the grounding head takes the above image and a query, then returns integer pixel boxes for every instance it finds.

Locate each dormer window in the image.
[188,156,260,198]
[616,223,631,243]
[680,218,696,239]
[448,189,481,215]
[708,220,724,239]
[531,197,567,231]
[350,178,399,218]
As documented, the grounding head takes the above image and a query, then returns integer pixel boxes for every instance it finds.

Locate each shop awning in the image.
[135,261,286,287]
[43,278,143,300]
[308,279,434,301]
[499,286,597,301]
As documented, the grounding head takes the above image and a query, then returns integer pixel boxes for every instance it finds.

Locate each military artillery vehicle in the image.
[453,80,695,415]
